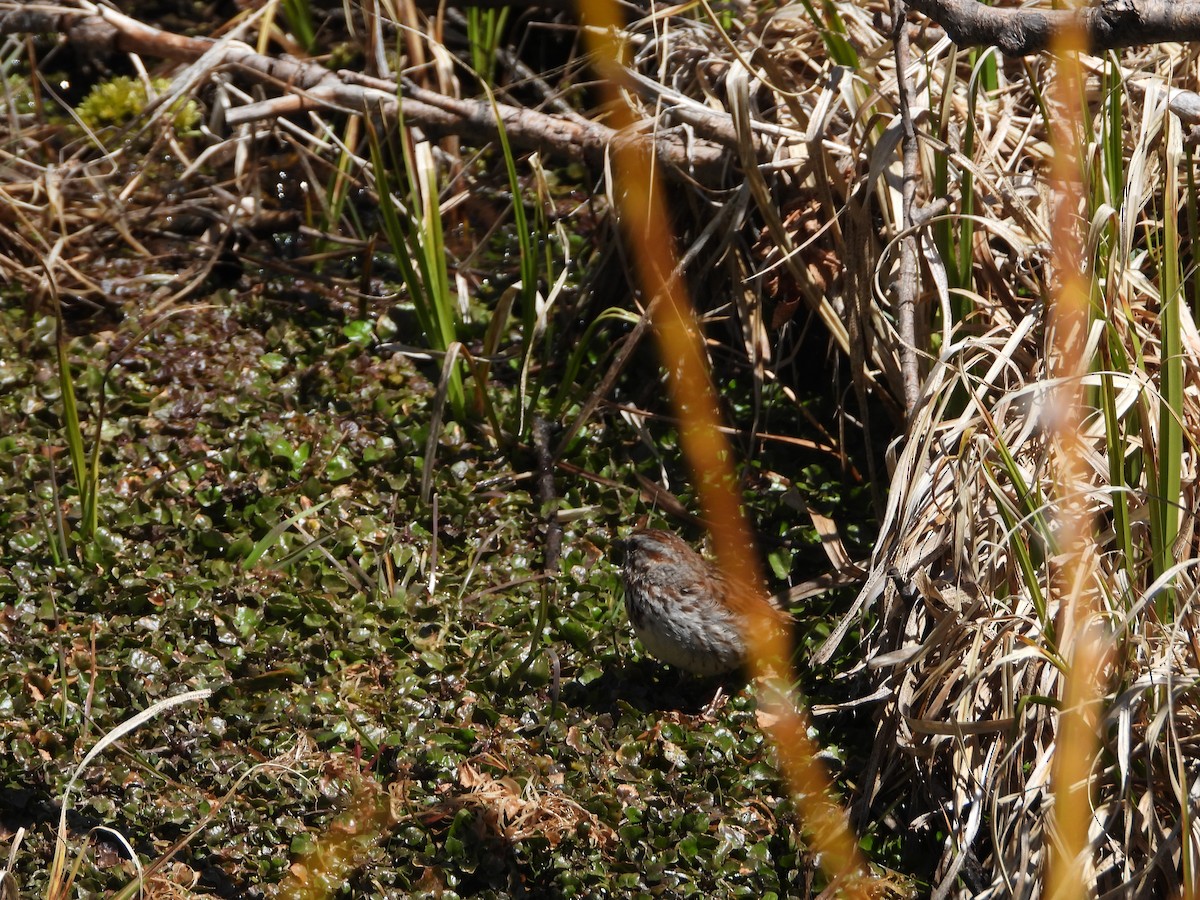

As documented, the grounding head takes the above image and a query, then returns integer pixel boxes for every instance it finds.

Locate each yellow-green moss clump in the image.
[76,76,200,133]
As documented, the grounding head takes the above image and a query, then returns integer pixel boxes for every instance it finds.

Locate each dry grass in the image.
[612,4,1200,895]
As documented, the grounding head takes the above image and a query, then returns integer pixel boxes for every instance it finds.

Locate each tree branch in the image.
[906,0,1200,56]
[0,2,730,182]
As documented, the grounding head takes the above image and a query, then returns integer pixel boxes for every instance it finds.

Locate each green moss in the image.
[75,75,200,133]
[0,75,35,116]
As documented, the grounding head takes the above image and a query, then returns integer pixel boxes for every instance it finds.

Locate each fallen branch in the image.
[905,0,1200,56]
[0,1,730,182]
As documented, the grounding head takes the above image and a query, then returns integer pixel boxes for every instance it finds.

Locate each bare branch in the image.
[0,2,730,182]
[891,0,922,416]
[906,0,1200,56]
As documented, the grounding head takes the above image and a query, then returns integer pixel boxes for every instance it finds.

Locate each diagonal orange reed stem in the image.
[574,3,875,894]
[1044,8,1108,900]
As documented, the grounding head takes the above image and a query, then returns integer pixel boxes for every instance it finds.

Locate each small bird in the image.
[619,528,791,676]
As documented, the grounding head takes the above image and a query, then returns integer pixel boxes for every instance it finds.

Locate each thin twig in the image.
[533,416,562,574]
[892,0,921,416]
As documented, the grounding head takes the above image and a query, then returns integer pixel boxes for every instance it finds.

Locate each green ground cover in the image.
[0,292,886,896]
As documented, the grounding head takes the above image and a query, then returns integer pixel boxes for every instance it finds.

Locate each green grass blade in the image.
[1098,369,1135,594]
[365,116,465,418]
[548,307,640,419]
[982,461,1049,630]
[242,499,333,568]
[53,305,91,541]
[280,0,317,53]
[365,124,429,335]
[799,0,858,68]
[1152,112,1184,610]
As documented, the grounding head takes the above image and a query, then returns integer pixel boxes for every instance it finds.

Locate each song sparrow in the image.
[619,528,790,676]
